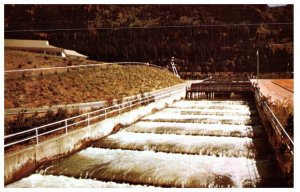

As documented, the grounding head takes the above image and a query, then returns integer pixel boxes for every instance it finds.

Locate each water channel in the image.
[7,99,284,188]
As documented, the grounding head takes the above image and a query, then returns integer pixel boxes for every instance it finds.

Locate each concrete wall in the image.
[255,98,293,187]
[4,88,185,185]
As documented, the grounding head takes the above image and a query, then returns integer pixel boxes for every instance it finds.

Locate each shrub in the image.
[13,100,21,108]
[106,97,114,107]
[55,107,68,121]
[51,99,60,105]
[285,114,293,139]
[4,118,11,135]
[270,99,293,128]
[4,107,84,144]
[67,61,72,66]
[116,97,123,104]
[45,109,55,123]
[70,108,82,117]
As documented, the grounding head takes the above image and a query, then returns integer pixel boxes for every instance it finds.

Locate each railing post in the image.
[130,101,132,110]
[87,113,90,126]
[105,108,107,119]
[65,119,68,134]
[35,128,39,145]
[118,104,121,115]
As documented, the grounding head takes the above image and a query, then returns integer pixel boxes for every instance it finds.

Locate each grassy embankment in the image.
[4,50,184,148]
[5,50,184,109]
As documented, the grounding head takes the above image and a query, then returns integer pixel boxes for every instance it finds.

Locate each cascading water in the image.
[6,99,284,188]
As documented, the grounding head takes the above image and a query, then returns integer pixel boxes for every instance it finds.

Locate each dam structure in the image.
[5,78,292,188]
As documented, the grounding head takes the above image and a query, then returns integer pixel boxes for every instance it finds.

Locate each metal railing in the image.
[4,61,165,73]
[187,80,253,92]
[187,85,253,92]
[254,87,294,155]
[4,87,185,149]
[116,62,165,70]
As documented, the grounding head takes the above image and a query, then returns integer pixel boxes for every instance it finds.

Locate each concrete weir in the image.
[4,88,185,185]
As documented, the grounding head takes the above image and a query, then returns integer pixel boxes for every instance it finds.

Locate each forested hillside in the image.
[4,4,293,73]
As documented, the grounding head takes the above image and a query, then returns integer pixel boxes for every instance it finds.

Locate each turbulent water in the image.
[7,99,283,188]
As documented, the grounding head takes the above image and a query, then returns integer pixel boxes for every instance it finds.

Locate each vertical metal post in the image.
[118,104,121,115]
[65,119,68,134]
[105,108,107,119]
[130,101,132,110]
[35,128,39,145]
[87,113,90,126]
[256,49,259,85]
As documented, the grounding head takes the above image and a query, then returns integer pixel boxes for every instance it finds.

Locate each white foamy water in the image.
[170,100,250,109]
[142,112,251,124]
[6,174,155,188]
[124,121,258,137]
[93,132,256,157]
[142,99,258,127]
[162,108,253,116]
[7,99,280,188]
[42,148,261,187]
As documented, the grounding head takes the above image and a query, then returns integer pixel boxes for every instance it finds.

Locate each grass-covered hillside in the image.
[5,51,184,108]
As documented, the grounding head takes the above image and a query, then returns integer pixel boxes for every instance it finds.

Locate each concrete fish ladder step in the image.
[141,115,257,126]
[92,132,262,158]
[143,112,251,121]
[171,100,249,106]
[39,148,273,188]
[161,108,257,116]
[124,121,263,138]
[170,100,251,109]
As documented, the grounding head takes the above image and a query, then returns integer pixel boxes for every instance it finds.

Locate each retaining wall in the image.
[4,88,185,185]
[254,96,293,187]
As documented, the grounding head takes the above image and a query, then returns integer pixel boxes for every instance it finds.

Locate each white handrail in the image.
[66,119,87,128]
[254,87,294,154]
[4,62,165,73]
[263,102,294,145]
[4,87,185,148]
[4,135,37,148]
[38,126,65,137]
[4,127,36,139]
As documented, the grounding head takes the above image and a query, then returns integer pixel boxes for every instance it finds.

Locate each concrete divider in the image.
[4,87,185,185]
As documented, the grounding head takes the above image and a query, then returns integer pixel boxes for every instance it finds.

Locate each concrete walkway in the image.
[250,79,294,103]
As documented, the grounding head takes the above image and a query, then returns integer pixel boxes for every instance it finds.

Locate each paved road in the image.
[250,79,294,103]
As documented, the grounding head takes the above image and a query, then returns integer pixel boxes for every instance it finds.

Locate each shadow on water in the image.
[251,129,287,187]
[244,95,287,188]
